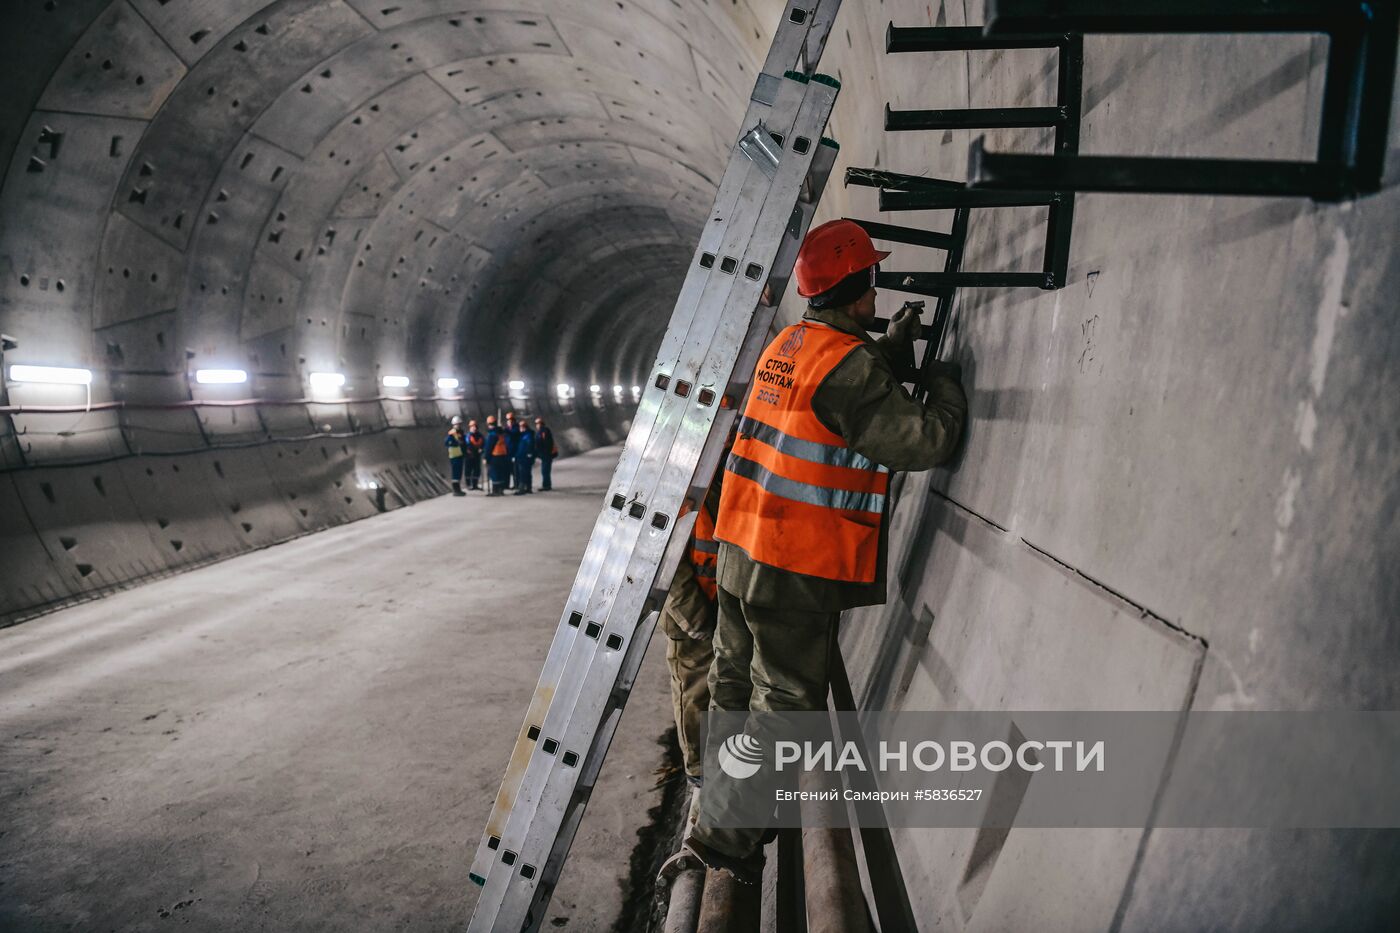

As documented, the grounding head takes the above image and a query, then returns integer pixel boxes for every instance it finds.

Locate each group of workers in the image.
[659,220,968,884]
[444,411,559,497]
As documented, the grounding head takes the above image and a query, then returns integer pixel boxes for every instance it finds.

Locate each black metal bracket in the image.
[853,27,1083,294]
[842,24,1087,393]
[972,0,1398,200]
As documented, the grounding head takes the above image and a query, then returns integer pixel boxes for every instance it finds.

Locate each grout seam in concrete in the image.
[928,487,1208,648]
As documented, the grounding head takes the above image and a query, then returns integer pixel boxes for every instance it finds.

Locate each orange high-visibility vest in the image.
[713,321,889,583]
[690,499,719,600]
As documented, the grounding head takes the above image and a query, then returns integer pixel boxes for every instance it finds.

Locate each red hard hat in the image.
[794,219,890,298]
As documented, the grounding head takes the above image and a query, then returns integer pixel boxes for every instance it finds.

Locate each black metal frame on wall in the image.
[970,0,1399,201]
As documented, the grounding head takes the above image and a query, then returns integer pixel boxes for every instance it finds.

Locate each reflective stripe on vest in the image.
[690,500,719,600]
[713,321,889,583]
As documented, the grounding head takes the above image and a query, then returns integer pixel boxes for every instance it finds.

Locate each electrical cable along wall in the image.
[0,0,780,626]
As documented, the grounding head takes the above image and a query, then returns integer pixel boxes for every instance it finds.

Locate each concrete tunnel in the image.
[1,0,1398,930]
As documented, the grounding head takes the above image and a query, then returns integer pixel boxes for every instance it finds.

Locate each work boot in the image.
[659,838,763,886]
[452,482,466,497]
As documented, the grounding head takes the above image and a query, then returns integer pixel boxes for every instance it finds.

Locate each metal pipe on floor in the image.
[663,865,706,933]
[801,827,871,933]
[696,867,762,933]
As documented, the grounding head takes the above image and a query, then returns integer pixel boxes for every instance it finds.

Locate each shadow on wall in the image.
[0,397,631,627]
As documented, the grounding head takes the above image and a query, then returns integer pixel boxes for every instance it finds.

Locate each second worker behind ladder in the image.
[659,462,725,798]
[672,219,968,884]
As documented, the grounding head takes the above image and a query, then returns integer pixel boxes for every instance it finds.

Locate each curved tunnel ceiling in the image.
[0,0,781,404]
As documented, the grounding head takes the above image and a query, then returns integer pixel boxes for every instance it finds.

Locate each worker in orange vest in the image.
[670,218,967,884]
[484,415,513,496]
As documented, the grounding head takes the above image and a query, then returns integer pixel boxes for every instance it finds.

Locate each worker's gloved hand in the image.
[886,302,923,345]
[920,359,963,391]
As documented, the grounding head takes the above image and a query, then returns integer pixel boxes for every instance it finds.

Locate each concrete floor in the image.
[0,446,673,932]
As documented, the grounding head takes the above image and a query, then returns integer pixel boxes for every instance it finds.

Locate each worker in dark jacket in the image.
[513,417,537,495]
[464,419,485,490]
[444,415,469,496]
[671,219,967,884]
[534,417,559,491]
[484,415,513,496]
[503,411,518,488]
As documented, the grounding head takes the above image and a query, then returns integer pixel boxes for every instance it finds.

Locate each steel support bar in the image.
[1317,0,1398,193]
[969,143,1347,199]
[873,272,951,299]
[844,166,963,192]
[1042,32,1082,287]
[886,23,1064,52]
[885,270,1050,292]
[983,0,1366,34]
[886,103,1066,131]
[865,315,938,341]
[881,187,1060,210]
[850,218,955,251]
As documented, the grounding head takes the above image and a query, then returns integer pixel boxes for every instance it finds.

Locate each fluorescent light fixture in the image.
[436,377,460,390]
[382,375,410,388]
[194,368,247,385]
[589,384,602,394]
[308,371,345,389]
[508,379,526,392]
[10,364,93,385]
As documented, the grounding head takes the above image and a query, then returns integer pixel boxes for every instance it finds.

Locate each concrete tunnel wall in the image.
[796,2,1399,931]
[0,0,775,624]
[2,0,1398,929]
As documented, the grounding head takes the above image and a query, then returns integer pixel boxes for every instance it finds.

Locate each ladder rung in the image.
[866,316,938,341]
[880,187,1060,210]
[874,272,950,298]
[845,167,963,192]
[885,104,1067,131]
[849,218,956,251]
[886,23,1068,52]
[983,0,1349,35]
[880,271,1051,293]
[968,144,1346,199]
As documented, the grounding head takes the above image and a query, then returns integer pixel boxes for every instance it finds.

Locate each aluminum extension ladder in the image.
[467,3,844,929]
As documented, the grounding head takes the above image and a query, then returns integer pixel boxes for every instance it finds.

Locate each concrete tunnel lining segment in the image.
[2,1,1399,930]
[0,0,773,622]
